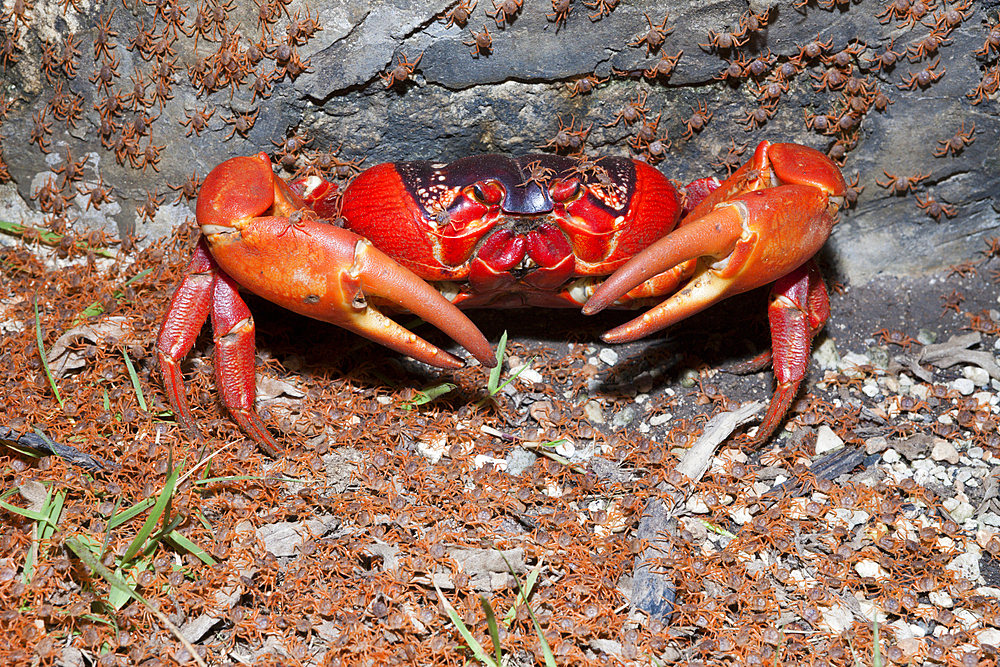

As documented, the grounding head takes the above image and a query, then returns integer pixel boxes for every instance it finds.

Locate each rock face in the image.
[0,0,997,282]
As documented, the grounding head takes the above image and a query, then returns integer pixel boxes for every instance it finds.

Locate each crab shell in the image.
[336,154,683,308]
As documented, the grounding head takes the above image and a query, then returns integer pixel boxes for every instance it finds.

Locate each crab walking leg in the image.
[584,184,836,343]
[204,217,497,369]
[751,260,829,444]
[210,272,280,456]
[156,239,219,436]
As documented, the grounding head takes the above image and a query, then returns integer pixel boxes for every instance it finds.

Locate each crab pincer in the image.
[157,153,495,453]
[583,142,847,444]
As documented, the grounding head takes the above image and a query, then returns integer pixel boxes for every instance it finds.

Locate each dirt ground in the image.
[2,221,1000,666]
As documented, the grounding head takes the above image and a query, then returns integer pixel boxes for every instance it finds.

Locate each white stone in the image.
[882,448,901,464]
[839,351,870,376]
[964,366,991,388]
[598,348,619,366]
[931,440,960,464]
[729,505,752,525]
[861,382,880,398]
[555,439,576,458]
[929,590,954,608]
[952,378,976,396]
[978,628,1000,647]
[855,559,889,580]
[649,412,672,426]
[812,337,841,370]
[946,552,981,581]
[686,495,709,514]
[815,424,844,454]
[517,367,544,385]
[584,400,605,424]
[474,454,507,470]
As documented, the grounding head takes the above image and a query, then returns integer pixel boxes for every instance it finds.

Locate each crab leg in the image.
[156,238,219,440]
[155,239,281,455]
[209,271,280,455]
[752,260,829,445]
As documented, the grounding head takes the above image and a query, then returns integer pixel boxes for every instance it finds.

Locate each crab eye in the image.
[466,181,503,205]
[549,178,582,203]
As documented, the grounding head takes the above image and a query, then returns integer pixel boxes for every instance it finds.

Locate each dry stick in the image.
[631,401,764,622]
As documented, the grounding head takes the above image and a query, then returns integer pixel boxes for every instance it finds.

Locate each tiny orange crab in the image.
[876,169,927,195]
[605,89,648,127]
[464,25,492,56]
[873,328,917,349]
[630,13,672,55]
[643,51,682,80]
[933,121,975,157]
[681,101,713,140]
[443,0,477,28]
[569,74,607,97]
[489,0,522,26]
[381,52,422,88]
[898,57,944,90]
[915,193,957,220]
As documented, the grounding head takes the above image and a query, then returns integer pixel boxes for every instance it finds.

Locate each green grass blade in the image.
[101,496,123,560]
[480,595,503,666]
[166,530,217,566]
[402,382,456,410]
[65,537,208,667]
[489,356,535,397]
[433,582,498,667]
[0,220,118,259]
[499,551,555,667]
[22,487,65,584]
[0,498,50,522]
[122,267,153,288]
[108,561,147,610]
[873,618,881,667]
[121,459,183,564]
[71,301,106,326]
[121,347,148,412]
[106,497,156,530]
[503,560,541,627]
[34,299,64,408]
[487,331,508,396]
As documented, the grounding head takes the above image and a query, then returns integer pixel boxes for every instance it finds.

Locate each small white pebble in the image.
[861,383,880,398]
[473,454,508,470]
[555,439,576,458]
[598,348,618,366]
[649,413,672,426]
[815,424,844,454]
[964,366,991,388]
[584,400,605,424]
[882,448,901,464]
[855,559,889,580]
[931,440,960,465]
[952,378,975,396]
[517,367,544,385]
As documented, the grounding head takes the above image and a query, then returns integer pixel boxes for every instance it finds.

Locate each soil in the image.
[2,223,999,666]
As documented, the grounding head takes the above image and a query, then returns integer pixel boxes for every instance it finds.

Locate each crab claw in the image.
[199,153,496,370]
[582,142,846,343]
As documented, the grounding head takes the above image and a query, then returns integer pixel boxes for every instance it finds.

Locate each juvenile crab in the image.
[158,143,846,454]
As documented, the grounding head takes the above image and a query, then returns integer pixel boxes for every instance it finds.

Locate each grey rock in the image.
[0,0,996,285]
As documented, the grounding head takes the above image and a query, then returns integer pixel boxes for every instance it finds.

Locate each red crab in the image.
[158,142,846,454]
